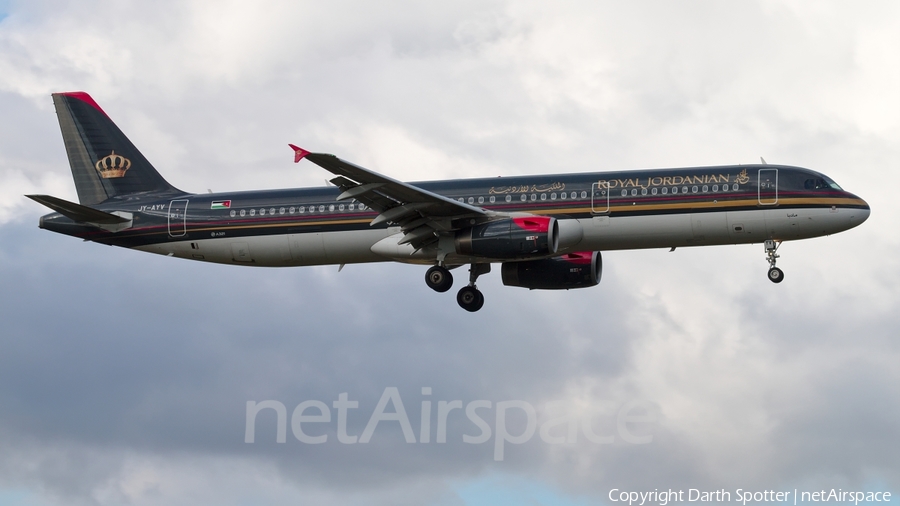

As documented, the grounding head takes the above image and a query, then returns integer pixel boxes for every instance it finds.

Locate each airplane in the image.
[28,92,870,312]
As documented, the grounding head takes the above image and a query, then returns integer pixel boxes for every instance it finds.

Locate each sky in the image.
[0,1,898,505]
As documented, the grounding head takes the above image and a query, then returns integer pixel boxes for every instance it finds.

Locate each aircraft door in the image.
[168,199,189,237]
[758,169,778,205]
[591,182,610,214]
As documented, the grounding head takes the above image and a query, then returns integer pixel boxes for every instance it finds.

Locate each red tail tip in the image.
[288,144,310,163]
[56,91,109,117]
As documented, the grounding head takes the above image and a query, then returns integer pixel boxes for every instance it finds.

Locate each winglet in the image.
[289,144,310,163]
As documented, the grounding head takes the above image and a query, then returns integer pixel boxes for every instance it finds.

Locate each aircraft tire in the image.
[767,267,784,283]
[426,266,453,292]
[457,286,484,312]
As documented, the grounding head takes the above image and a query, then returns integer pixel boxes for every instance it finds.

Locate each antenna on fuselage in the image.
[760,157,767,164]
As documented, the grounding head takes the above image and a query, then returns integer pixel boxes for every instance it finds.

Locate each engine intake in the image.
[456,216,558,259]
[501,251,602,290]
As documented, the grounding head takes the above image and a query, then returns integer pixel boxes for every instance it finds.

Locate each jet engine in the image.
[456,216,558,259]
[501,251,602,290]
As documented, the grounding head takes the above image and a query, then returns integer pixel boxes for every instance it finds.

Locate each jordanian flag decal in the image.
[211,200,232,209]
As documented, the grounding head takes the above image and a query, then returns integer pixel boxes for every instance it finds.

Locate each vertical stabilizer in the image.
[52,92,182,205]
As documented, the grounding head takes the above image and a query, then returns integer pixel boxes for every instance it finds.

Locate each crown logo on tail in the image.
[95,151,131,178]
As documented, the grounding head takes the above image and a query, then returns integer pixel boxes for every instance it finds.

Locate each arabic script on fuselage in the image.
[489,182,566,194]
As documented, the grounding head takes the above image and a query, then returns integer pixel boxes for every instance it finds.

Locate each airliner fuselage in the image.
[30,92,870,311]
[40,165,867,266]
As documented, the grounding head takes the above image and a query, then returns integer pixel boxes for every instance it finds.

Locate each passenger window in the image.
[621,189,627,196]
[692,186,698,193]
[661,187,668,195]
[505,195,512,202]
[230,210,236,217]
[328,204,334,212]
[260,209,265,216]
[319,205,325,212]
[478,196,484,204]
[560,192,567,200]
[339,204,345,211]
[702,185,708,193]
[349,204,355,210]
[631,189,637,196]
[651,188,657,195]
[489,196,495,203]
[240,209,246,217]
[712,185,718,192]
[581,191,587,199]
[682,186,688,194]
[520,194,527,202]
[571,192,577,199]
[250,209,256,216]
[468,197,474,204]
[270,208,275,214]
[540,194,547,201]
[732,183,738,190]
[641,188,647,195]
[551,193,557,200]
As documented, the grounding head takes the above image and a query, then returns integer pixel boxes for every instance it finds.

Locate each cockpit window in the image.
[823,176,842,190]
[804,177,842,191]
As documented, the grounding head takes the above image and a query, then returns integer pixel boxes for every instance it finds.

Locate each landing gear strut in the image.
[425,265,453,292]
[457,263,490,312]
[764,240,784,283]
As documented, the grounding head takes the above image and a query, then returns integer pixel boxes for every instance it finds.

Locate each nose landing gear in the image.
[764,240,784,283]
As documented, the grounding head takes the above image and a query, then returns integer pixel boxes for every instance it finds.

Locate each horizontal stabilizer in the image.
[26,194,130,224]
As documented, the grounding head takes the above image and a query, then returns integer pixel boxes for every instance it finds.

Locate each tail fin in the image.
[52,92,182,205]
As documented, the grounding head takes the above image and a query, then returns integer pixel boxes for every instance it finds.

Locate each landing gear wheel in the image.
[767,267,784,284]
[763,240,784,284]
[457,286,485,312]
[425,266,453,293]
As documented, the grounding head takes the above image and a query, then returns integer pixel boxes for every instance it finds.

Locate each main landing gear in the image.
[425,263,489,312]
[764,239,784,284]
[425,265,453,292]
[457,264,489,312]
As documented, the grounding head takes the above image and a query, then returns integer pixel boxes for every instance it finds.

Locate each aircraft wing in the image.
[291,145,490,249]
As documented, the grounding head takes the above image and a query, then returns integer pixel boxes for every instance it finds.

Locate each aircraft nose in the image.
[859,204,870,223]
[849,194,870,227]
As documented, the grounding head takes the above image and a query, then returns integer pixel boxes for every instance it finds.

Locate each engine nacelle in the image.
[501,251,602,290]
[456,216,558,259]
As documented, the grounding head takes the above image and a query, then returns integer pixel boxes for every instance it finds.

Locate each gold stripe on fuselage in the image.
[124,196,865,239]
